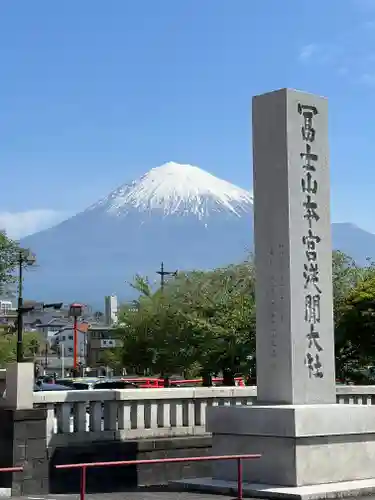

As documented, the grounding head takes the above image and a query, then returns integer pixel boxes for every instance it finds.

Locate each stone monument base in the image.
[171,476,375,500]
[171,404,375,499]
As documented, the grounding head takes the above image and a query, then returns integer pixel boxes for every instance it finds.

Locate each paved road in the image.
[22,493,236,500]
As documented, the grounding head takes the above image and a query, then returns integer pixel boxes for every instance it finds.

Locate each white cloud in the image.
[298,43,342,65]
[0,210,69,239]
[298,44,318,62]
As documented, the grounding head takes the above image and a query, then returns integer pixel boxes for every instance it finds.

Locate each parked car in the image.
[54,377,98,388]
[34,382,72,391]
[70,379,138,390]
[2,381,72,399]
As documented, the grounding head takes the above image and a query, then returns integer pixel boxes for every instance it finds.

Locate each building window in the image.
[0,302,11,314]
[68,335,73,340]
[68,347,73,353]
[61,335,66,341]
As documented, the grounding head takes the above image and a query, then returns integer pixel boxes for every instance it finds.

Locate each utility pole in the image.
[69,303,84,374]
[61,343,65,378]
[44,341,48,369]
[156,262,178,292]
[16,249,36,363]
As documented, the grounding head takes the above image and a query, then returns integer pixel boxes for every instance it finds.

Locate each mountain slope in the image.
[331,223,375,264]
[20,162,375,306]
[88,161,253,218]
[20,162,253,304]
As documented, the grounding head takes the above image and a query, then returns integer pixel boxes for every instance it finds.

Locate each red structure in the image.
[56,453,261,500]
[69,303,84,370]
[121,377,245,388]
[0,467,23,472]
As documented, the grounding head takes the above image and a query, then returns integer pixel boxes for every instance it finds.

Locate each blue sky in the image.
[1,0,375,237]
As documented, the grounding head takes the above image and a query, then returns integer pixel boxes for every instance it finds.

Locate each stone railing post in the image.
[0,363,49,496]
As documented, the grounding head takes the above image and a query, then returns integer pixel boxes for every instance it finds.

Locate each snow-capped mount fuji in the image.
[86,162,253,219]
[20,162,254,305]
[19,161,375,306]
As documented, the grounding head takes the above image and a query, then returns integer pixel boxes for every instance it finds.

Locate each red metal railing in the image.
[0,467,23,472]
[56,453,261,500]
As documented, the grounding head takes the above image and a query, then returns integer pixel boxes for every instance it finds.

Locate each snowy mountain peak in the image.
[89,162,253,219]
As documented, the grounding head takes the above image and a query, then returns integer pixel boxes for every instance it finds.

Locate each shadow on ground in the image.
[49,438,213,495]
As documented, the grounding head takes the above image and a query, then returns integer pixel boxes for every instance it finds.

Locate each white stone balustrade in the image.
[32,386,375,447]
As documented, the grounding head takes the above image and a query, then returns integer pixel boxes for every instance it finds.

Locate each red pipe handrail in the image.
[56,453,261,500]
[0,467,23,472]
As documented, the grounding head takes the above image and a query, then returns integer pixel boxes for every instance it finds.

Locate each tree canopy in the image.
[0,331,44,368]
[335,269,375,383]
[116,259,256,380]
[0,231,20,292]
[108,251,375,384]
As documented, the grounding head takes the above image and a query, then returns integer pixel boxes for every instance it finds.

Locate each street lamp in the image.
[16,249,36,363]
[69,303,84,373]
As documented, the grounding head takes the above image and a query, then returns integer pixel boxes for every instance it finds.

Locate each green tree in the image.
[0,335,16,366]
[118,259,257,380]
[332,251,375,323]
[23,331,43,360]
[97,349,123,373]
[129,274,153,300]
[0,331,43,367]
[179,261,256,382]
[0,231,20,291]
[119,274,158,374]
[118,251,375,385]
[330,251,375,382]
[335,274,375,382]
[120,293,197,376]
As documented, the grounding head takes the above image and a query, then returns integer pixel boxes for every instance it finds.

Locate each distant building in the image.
[36,317,72,341]
[0,299,79,335]
[104,295,118,325]
[0,299,14,315]
[0,297,17,329]
[50,322,89,363]
[86,324,122,367]
[21,302,71,334]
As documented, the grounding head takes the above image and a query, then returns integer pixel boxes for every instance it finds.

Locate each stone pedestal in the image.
[209,404,375,486]
[173,404,375,498]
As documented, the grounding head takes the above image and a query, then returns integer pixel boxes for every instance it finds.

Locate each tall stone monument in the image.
[177,89,375,498]
[253,88,336,406]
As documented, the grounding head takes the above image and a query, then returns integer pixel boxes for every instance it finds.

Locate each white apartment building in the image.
[51,325,88,361]
[104,295,118,325]
[0,300,14,315]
